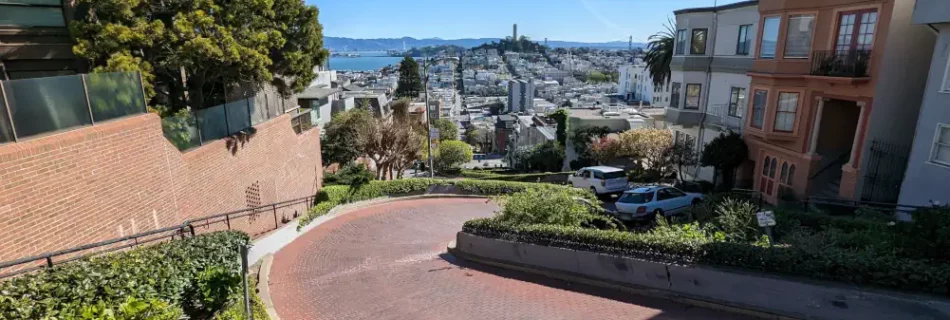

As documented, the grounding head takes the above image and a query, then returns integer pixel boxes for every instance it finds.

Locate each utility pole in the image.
[423,53,434,178]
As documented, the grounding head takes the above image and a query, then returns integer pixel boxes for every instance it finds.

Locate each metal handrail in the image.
[0,194,318,279]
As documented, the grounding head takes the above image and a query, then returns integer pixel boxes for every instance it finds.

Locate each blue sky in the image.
[309,0,744,43]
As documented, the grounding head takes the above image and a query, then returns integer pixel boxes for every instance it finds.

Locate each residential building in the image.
[632,64,655,105]
[667,0,759,184]
[897,0,950,208]
[744,0,934,204]
[618,64,638,101]
[507,79,535,112]
[0,1,83,80]
[297,86,342,128]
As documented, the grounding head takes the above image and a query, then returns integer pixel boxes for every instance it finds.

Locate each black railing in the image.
[801,196,929,218]
[810,49,871,78]
[0,194,318,279]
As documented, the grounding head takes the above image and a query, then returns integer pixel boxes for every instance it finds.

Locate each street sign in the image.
[756,211,776,227]
[429,128,440,140]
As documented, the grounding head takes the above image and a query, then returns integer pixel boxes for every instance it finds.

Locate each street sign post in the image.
[756,211,776,248]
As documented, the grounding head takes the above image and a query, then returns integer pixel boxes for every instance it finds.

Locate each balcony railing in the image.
[810,49,871,78]
[706,103,743,132]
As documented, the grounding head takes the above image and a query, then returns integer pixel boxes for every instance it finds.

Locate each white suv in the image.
[568,166,628,196]
[614,186,704,220]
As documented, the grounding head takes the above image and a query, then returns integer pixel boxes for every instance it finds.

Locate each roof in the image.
[585,166,623,173]
[536,126,556,140]
[673,0,757,15]
[627,186,668,194]
[298,86,342,99]
[343,84,364,91]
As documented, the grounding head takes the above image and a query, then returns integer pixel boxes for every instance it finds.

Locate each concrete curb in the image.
[256,253,281,320]
[447,241,792,320]
[452,233,950,320]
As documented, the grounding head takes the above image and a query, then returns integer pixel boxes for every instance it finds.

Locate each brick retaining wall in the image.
[0,113,321,263]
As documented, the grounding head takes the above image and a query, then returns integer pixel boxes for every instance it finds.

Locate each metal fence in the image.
[0,72,147,143]
[862,140,911,203]
[161,90,296,151]
[0,194,317,279]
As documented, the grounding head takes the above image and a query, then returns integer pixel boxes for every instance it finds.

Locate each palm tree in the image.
[644,18,675,87]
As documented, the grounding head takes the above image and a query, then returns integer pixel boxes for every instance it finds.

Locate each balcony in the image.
[810,49,871,78]
[706,104,743,133]
[664,107,703,127]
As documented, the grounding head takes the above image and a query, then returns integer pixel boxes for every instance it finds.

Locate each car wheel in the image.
[590,187,598,196]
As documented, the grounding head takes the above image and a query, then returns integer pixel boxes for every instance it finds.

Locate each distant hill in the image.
[325,36,643,51]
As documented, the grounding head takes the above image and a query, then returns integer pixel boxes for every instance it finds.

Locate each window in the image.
[836,10,878,54]
[784,15,815,58]
[675,30,687,55]
[760,17,780,58]
[736,24,752,55]
[728,87,746,117]
[774,92,799,132]
[670,82,681,108]
[931,124,950,166]
[685,84,701,109]
[0,5,65,27]
[690,29,708,55]
[751,90,767,129]
[618,192,654,204]
[657,188,685,201]
[944,54,950,93]
[787,165,796,186]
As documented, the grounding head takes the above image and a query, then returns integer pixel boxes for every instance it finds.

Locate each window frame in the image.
[835,9,879,54]
[736,24,752,55]
[773,92,800,132]
[690,28,708,55]
[675,29,687,55]
[670,82,682,109]
[783,14,816,59]
[759,16,781,59]
[728,87,746,118]
[941,50,950,94]
[0,1,66,27]
[684,83,701,109]
[750,89,768,129]
[930,123,950,167]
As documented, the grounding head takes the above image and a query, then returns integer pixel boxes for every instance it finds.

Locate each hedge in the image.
[0,231,250,320]
[462,218,950,296]
[458,170,574,183]
[300,178,589,227]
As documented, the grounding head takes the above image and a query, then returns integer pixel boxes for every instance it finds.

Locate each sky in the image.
[309,0,745,43]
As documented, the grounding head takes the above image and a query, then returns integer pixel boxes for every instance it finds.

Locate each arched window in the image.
[763,156,771,175]
[780,162,789,183]
[769,158,778,178]
[787,165,796,186]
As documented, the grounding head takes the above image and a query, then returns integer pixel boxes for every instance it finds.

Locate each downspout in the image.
[695,6,718,181]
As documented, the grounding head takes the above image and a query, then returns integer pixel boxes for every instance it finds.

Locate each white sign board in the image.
[429,128,440,140]
[756,211,776,227]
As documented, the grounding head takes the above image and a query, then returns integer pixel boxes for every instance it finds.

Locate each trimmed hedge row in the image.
[458,170,573,183]
[0,231,250,320]
[462,218,950,296]
[300,178,589,227]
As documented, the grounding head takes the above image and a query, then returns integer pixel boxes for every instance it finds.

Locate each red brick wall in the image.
[0,113,321,263]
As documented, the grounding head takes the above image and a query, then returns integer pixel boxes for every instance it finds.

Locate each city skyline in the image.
[310,0,746,43]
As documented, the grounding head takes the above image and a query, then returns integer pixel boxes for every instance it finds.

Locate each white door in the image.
[665,188,689,213]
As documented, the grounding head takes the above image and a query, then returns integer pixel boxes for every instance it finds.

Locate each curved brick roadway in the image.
[269,198,749,320]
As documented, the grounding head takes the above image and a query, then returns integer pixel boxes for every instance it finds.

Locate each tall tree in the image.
[667,137,698,183]
[431,118,458,142]
[644,18,675,87]
[70,0,328,111]
[435,140,473,171]
[700,132,748,189]
[550,108,570,146]
[395,56,423,99]
[321,109,373,167]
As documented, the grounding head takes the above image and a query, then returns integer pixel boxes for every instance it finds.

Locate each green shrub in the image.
[459,169,572,183]
[462,219,950,295]
[213,278,269,320]
[0,231,249,320]
[894,206,950,261]
[494,188,608,228]
[322,163,374,186]
[299,178,591,227]
[61,297,183,320]
[708,198,759,242]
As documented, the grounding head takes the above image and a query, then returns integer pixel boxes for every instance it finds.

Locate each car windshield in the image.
[602,171,626,179]
[618,192,653,204]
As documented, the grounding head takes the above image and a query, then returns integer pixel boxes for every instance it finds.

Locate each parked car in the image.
[614,186,704,220]
[568,166,628,196]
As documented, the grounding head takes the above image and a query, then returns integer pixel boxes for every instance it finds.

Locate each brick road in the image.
[269,198,750,320]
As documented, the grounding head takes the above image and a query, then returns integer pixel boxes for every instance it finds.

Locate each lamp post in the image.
[422,54,434,178]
